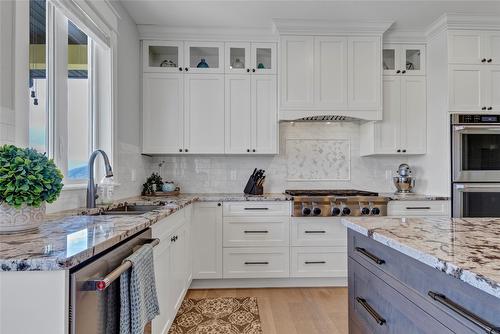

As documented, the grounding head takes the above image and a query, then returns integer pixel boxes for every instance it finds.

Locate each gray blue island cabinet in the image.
[343,217,500,334]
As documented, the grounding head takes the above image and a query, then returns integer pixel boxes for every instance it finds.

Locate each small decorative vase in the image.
[0,202,46,234]
[162,182,176,192]
[197,59,209,68]
[232,58,244,69]
[257,63,265,69]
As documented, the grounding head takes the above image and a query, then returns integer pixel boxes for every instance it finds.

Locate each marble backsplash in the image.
[152,122,409,194]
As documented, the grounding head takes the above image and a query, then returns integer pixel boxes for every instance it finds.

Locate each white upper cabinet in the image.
[280,35,382,119]
[383,44,425,76]
[487,66,500,112]
[449,65,484,112]
[225,42,276,74]
[361,76,426,156]
[314,36,348,108]
[225,42,251,74]
[184,74,225,153]
[184,42,224,73]
[448,30,500,65]
[348,37,382,110]
[143,40,184,73]
[251,43,277,74]
[142,73,184,154]
[280,36,315,108]
[253,75,278,154]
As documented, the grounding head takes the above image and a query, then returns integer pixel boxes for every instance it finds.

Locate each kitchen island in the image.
[342,217,500,333]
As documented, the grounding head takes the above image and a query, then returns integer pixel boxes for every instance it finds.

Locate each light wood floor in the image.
[186,287,348,334]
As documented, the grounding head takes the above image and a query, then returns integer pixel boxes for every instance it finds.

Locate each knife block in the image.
[243,175,264,195]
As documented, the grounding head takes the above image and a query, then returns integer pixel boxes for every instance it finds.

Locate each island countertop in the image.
[0,193,292,272]
[342,217,500,299]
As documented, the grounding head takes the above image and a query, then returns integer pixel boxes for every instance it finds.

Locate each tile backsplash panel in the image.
[153,122,408,193]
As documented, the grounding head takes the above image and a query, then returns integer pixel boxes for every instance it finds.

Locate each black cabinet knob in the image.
[402,149,407,153]
[247,149,250,152]
[252,69,256,72]
[487,59,492,63]
[247,69,250,73]
[397,149,401,153]
[179,67,183,71]
[396,70,401,74]
[488,107,493,110]
[185,67,189,71]
[185,149,189,152]
[179,149,182,152]
[482,107,487,110]
[402,70,406,74]
[252,149,256,152]
[482,58,487,63]
[217,203,221,207]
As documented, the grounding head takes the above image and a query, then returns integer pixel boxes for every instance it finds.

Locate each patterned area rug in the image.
[168,297,263,334]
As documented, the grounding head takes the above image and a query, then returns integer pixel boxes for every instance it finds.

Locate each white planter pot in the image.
[0,202,46,234]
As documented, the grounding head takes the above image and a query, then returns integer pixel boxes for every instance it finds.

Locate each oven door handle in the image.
[453,125,500,132]
[455,183,500,190]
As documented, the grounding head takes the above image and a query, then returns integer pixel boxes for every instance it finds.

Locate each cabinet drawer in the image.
[291,217,347,246]
[349,230,500,332]
[223,247,289,278]
[349,258,453,334]
[290,247,347,278]
[223,201,291,216]
[388,200,450,216]
[223,217,289,247]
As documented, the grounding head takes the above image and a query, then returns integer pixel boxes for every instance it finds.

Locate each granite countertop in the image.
[342,217,500,299]
[0,193,291,272]
[383,193,450,201]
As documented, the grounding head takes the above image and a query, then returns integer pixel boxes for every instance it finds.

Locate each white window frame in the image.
[31,0,116,188]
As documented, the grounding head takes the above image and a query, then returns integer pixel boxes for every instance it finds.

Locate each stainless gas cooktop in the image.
[285,189,388,217]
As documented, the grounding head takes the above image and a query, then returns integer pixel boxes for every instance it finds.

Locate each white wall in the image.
[408,29,450,196]
[153,122,410,194]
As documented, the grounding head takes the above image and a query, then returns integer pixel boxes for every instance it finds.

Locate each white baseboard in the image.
[189,277,347,289]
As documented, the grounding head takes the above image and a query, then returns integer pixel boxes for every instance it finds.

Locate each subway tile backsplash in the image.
[152,122,407,194]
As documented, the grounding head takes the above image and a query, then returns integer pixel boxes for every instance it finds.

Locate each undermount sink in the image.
[91,204,165,216]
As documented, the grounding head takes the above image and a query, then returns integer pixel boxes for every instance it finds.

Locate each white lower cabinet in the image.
[223,247,290,278]
[290,217,347,247]
[290,247,347,278]
[388,200,450,217]
[223,216,289,247]
[151,209,192,334]
[191,202,223,279]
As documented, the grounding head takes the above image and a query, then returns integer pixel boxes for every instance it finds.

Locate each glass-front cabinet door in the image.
[402,45,425,75]
[225,42,250,73]
[251,43,276,74]
[143,40,184,73]
[383,45,398,75]
[184,42,224,73]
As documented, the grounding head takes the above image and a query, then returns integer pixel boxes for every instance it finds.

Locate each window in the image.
[28,0,113,185]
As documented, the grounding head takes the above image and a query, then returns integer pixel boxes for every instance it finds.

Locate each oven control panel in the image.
[457,115,500,124]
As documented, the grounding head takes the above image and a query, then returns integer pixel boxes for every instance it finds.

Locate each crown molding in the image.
[383,30,427,44]
[426,13,500,40]
[273,18,394,36]
[138,25,278,42]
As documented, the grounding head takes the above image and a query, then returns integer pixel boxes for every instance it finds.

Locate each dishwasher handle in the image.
[85,238,160,291]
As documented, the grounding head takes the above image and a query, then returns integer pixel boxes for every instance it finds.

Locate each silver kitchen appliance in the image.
[451,114,500,217]
[393,163,415,193]
[284,189,388,217]
[69,228,159,334]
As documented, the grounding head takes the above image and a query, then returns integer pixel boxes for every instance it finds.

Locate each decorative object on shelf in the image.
[406,61,415,70]
[161,181,176,192]
[232,58,244,69]
[197,58,209,68]
[393,163,415,193]
[160,59,176,67]
[142,172,164,196]
[0,145,63,233]
[257,63,265,69]
[244,168,265,195]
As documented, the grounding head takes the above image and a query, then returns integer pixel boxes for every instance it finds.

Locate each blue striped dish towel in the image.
[120,243,160,334]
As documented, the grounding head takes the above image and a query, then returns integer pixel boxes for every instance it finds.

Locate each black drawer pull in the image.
[305,230,326,234]
[244,261,269,265]
[244,230,269,234]
[305,261,326,264]
[244,207,269,210]
[355,247,385,265]
[356,297,386,326]
[405,206,431,210]
[428,291,500,334]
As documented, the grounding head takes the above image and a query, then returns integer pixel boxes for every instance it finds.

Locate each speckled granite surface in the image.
[342,217,500,299]
[0,193,291,272]
[382,193,450,201]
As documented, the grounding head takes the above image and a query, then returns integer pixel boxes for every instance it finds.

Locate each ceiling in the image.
[119,1,500,32]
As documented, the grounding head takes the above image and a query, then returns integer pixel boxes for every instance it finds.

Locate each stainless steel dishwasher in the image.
[69,228,159,334]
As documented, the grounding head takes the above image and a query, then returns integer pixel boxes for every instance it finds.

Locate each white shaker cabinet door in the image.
[449,65,485,112]
[225,75,252,153]
[151,231,173,334]
[485,32,500,65]
[184,74,225,153]
[192,202,223,279]
[314,36,348,108]
[485,66,500,112]
[252,75,278,154]
[374,76,401,154]
[448,30,483,64]
[401,76,426,154]
[142,73,184,154]
[280,36,314,109]
[348,37,382,110]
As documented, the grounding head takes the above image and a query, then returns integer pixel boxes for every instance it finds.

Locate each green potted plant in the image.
[0,145,63,233]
